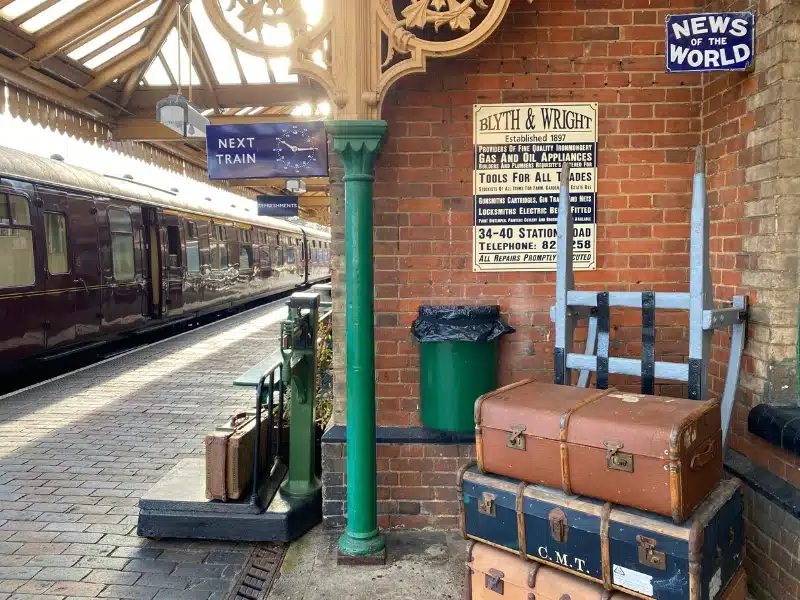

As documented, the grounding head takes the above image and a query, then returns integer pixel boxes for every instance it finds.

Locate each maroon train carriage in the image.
[0,145,331,371]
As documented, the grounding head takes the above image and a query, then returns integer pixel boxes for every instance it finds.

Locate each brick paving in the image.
[0,301,288,600]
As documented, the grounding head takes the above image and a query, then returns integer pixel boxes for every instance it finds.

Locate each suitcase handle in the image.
[229,412,251,427]
[689,438,716,471]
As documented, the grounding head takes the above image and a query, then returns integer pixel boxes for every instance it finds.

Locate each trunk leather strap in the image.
[559,388,615,495]
[600,502,613,590]
[515,480,528,560]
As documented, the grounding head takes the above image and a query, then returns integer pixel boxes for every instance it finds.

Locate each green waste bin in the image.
[412,305,515,432]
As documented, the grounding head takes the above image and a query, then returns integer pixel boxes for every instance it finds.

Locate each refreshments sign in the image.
[257,195,299,217]
[472,102,598,272]
[666,12,755,72]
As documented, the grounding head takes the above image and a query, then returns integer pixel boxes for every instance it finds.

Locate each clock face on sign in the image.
[275,125,320,174]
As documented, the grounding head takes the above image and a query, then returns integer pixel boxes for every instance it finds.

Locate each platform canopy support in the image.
[326,120,388,559]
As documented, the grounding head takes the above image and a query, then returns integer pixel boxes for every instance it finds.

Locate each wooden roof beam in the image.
[79,0,178,98]
[11,0,59,26]
[17,0,143,65]
[0,53,109,120]
[61,0,160,56]
[116,1,179,110]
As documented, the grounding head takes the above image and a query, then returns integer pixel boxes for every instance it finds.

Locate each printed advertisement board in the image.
[472,102,598,272]
[666,12,755,72]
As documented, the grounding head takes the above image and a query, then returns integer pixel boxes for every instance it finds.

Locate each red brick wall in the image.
[371,0,707,426]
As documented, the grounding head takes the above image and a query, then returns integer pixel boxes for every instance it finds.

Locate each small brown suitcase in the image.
[475,380,722,521]
[466,542,748,600]
[467,541,636,600]
[205,412,268,501]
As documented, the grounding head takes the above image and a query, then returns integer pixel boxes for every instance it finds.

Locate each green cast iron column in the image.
[325,120,388,558]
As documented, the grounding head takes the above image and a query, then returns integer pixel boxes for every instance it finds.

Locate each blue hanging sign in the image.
[206,122,328,180]
[257,195,299,217]
[666,12,755,73]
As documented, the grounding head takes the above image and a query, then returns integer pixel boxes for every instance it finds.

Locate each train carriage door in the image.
[164,214,184,315]
[99,203,147,333]
[142,207,165,318]
[66,194,103,343]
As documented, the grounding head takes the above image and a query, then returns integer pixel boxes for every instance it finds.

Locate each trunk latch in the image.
[548,507,568,543]
[507,424,527,450]
[485,568,504,594]
[637,535,667,570]
[604,440,634,472]
[478,492,496,517]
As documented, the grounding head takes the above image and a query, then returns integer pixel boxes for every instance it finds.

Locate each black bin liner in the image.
[411,305,515,343]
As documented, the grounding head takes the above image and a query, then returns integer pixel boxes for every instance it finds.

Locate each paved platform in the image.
[268,527,465,600]
[0,300,289,600]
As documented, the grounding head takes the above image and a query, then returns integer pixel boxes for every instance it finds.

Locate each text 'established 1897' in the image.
[472,102,598,272]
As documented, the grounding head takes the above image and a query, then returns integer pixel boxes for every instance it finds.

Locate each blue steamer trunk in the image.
[459,466,743,600]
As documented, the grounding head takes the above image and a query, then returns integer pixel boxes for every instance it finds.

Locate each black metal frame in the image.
[250,362,286,509]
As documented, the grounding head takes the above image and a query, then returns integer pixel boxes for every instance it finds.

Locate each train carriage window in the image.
[44,213,69,274]
[186,221,200,273]
[0,193,35,288]
[108,208,135,281]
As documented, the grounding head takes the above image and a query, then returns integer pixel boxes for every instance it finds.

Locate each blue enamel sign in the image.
[666,12,754,73]
[206,122,328,180]
[257,195,298,217]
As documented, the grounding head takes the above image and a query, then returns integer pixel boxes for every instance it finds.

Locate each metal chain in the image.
[188,0,193,103]
[176,0,181,96]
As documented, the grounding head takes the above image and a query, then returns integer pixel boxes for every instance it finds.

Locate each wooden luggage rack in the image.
[551,146,748,447]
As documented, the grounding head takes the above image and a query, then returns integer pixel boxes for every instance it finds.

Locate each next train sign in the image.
[666,12,755,72]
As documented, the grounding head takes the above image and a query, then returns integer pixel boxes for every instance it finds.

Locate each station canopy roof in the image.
[0,0,331,223]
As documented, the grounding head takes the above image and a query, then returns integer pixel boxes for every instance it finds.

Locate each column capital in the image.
[326,120,388,180]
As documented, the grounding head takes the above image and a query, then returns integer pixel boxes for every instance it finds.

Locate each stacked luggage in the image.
[460,380,747,600]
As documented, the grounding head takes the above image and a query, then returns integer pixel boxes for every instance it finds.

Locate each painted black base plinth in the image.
[137,458,321,542]
[337,546,387,566]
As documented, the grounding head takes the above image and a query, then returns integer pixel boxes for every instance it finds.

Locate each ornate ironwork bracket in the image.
[202,0,524,119]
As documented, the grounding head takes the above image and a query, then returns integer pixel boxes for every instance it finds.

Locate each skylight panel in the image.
[161,28,199,88]
[68,2,160,61]
[0,0,47,21]
[21,0,90,32]
[236,50,271,84]
[302,0,323,26]
[191,1,241,85]
[84,34,141,70]
[269,57,298,83]
[143,56,172,86]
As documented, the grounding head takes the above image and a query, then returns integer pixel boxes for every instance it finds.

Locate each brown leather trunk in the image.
[467,541,635,600]
[466,542,746,600]
[205,412,268,501]
[475,380,722,522]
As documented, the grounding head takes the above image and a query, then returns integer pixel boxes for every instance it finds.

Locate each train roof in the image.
[0,145,330,240]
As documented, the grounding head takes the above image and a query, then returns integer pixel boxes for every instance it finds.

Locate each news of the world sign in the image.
[472,102,598,273]
[666,12,754,73]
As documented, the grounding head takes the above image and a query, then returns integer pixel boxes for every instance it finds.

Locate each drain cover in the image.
[228,542,288,600]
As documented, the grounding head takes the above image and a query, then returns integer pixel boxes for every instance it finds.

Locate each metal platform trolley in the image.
[550,146,748,448]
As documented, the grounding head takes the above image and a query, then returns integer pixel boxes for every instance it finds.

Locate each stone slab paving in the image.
[0,300,288,600]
